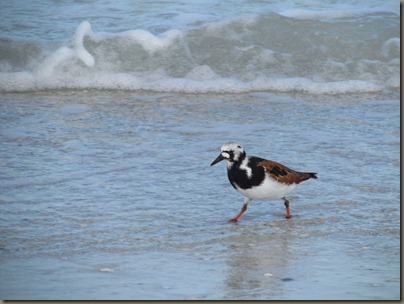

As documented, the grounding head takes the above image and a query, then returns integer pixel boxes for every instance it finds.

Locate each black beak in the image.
[210,154,225,166]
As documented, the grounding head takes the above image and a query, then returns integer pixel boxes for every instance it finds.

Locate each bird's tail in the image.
[300,172,318,181]
[308,172,318,179]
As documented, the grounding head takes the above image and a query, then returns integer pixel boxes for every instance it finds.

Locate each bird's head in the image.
[210,142,246,166]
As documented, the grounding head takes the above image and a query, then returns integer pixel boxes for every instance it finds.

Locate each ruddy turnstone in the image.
[211,142,317,222]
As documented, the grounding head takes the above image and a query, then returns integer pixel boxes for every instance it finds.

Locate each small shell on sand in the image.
[99,268,114,272]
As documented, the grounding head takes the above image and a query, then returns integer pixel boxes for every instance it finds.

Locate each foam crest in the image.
[186,65,219,80]
[279,9,366,20]
[35,21,94,77]
[123,29,182,54]
[0,13,399,95]
[73,21,95,66]
[92,29,183,54]
[36,46,75,77]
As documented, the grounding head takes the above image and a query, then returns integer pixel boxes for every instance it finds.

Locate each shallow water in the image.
[0,91,399,300]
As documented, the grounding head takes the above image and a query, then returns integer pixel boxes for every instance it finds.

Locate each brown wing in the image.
[257,159,316,185]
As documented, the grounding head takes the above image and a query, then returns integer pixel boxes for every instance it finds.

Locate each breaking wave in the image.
[0,11,399,95]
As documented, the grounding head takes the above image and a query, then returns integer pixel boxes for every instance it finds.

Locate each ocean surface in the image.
[0,0,400,300]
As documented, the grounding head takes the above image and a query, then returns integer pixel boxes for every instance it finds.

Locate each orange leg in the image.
[229,198,251,222]
[283,197,291,219]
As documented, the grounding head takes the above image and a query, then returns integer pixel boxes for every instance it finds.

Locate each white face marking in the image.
[240,157,252,178]
[221,152,230,159]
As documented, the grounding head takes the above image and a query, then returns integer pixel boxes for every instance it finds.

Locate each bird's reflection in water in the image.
[222,220,298,299]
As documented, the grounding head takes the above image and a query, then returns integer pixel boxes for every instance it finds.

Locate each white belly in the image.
[236,176,298,200]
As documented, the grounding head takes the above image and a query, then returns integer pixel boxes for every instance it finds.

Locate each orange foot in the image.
[228,218,238,223]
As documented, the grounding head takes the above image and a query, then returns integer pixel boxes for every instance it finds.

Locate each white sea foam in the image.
[0,69,386,95]
[279,8,371,20]
[73,21,95,67]
[92,29,183,54]
[186,65,220,80]
[35,46,75,77]
[0,9,399,95]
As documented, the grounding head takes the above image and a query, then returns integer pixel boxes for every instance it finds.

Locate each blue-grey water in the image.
[0,0,400,300]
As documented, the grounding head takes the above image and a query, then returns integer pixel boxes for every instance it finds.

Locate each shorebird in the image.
[211,142,317,222]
